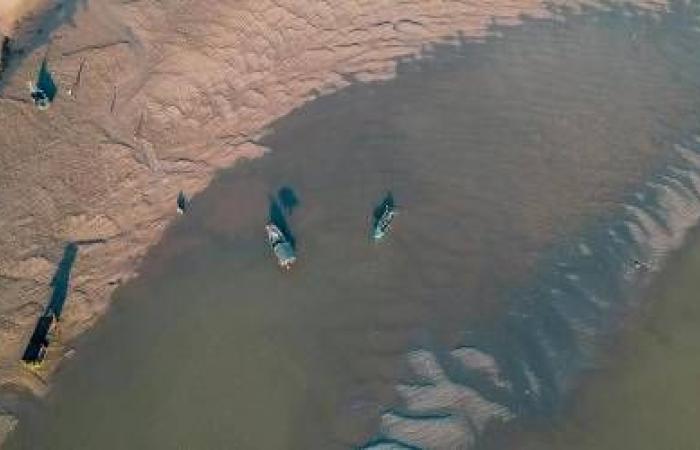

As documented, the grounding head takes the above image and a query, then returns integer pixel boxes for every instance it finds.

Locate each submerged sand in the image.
[0,0,666,411]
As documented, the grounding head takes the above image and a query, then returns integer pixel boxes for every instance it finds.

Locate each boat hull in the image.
[266,224,296,269]
[372,209,396,241]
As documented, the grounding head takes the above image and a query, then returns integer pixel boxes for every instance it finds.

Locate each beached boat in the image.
[21,312,57,369]
[28,60,57,110]
[372,203,396,241]
[28,81,50,110]
[176,191,187,214]
[266,223,296,269]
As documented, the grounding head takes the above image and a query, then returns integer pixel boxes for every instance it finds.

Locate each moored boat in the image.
[266,224,296,269]
[372,203,396,241]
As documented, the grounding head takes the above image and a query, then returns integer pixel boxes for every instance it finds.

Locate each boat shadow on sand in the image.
[21,239,105,366]
[46,239,105,317]
[45,242,78,319]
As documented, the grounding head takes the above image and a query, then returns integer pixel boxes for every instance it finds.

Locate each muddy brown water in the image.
[479,222,700,450]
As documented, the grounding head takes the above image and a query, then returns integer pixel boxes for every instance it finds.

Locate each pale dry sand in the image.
[0,0,667,401]
[0,0,49,37]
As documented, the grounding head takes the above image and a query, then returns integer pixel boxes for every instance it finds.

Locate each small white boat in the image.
[266,224,296,269]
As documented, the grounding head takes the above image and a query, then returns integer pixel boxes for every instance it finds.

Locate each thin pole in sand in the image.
[109,84,117,113]
[67,58,85,97]
[134,111,144,137]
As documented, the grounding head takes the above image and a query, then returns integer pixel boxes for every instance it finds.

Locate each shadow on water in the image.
[177,191,188,213]
[268,194,297,249]
[372,192,395,222]
[277,186,300,216]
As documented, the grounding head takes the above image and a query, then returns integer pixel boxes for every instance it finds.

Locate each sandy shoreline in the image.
[0,0,667,439]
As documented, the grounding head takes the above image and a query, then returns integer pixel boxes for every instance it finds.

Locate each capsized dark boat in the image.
[372,203,396,241]
[266,223,296,269]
